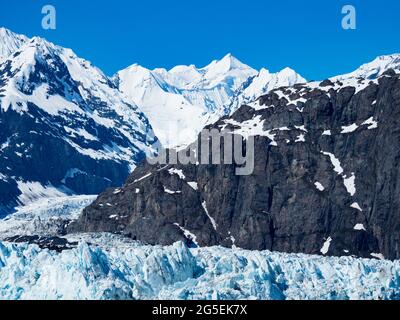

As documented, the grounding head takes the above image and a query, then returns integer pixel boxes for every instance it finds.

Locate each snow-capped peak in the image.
[228,66,306,111]
[277,67,302,78]
[114,54,261,147]
[198,54,257,90]
[115,54,305,148]
[0,27,158,166]
[166,64,202,87]
[0,27,29,61]
[333,53,400,81]
[203,53,253,74]
[0,28,160,209]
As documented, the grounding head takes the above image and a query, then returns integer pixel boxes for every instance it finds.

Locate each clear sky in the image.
[1,0,399,80]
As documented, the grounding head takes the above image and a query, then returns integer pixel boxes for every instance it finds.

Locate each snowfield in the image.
[0,234,399,300]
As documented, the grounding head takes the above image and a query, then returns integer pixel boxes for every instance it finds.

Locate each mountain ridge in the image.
[2,26,400,231]
[115,52,306,147]
[0,28,158,214]
[70,65,400,260]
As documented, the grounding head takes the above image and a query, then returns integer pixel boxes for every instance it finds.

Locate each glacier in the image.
[0,195,96,238]
[0,234,399,300]
[1,195,400,300]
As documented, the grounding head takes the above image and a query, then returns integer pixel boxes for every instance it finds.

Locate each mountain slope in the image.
[333,54,400,80]
[114,63,212,148]
[114,54,305,148]
[229,67,306,110]
[0,29,158,215]
[70,54,400,260]
[0,27,28,62]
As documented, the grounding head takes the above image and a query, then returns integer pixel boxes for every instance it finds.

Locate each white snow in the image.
[228,232,237,249]
[322,130,332,136]
[361,117,378,129]
[354,224,366,231]
[320,237,332,255]
[343,174,356,196]
[224,116,277,145]
[201,201,218,231]
[295,125,307,132]
[168,168,186,180]
[187,182,198,191]
[295,134,305,143]
[115,54,305,148]
[314,182,325,191]
[164,187,181,195]
[16,180,72,206]
[321,152,357,197]
[114,54,257,148]
[0,138,10,152]
[0,29,158,170]
[321,152,344,175]
[0,27,28,61]
[173,223,199,247]
[341,123,358,134]
[350,202,363,212]
[133,173,152,184]
[326,54,400,95]
[64,127,98,141]
[332,54,400,81]
[234,67,306,110]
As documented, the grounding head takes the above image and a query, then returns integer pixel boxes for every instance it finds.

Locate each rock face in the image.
[70,68,400,260]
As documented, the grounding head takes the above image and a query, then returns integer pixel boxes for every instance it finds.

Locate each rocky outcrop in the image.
[70,70,400,260]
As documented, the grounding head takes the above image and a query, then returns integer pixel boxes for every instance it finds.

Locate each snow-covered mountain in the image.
[333,53,400,81]
[0,27,28,62]
[1,26,400,300]
[0,27,306,213]
[114,54,306,148]
[229,66,306,111]
[0,28,158,214]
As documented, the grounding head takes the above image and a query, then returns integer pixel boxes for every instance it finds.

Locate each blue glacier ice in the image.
[0,233,399,300]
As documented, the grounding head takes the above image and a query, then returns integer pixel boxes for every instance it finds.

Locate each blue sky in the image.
[1,0,399,79]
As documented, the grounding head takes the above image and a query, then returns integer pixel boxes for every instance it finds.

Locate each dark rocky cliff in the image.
[70,70,400,260]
